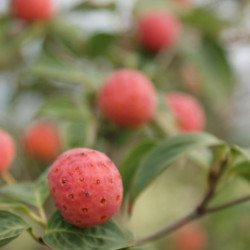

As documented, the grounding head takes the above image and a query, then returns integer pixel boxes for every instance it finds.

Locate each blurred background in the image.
[1,0,250,249]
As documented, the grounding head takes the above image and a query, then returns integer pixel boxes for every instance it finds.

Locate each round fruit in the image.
[0,129,16,174]
[98,69,156,127]
[11,0,53,22]
[23,121,60,161]
[166,92,205,131]
[138,10,181,52]
[173,224,207,250]
[48,148,123,227]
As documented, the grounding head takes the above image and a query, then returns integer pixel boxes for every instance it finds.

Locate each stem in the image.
[27,228,45,246]
[38,206,47,225]
[136,211,199,245]
[1,171,16,185]
[28,210,46,227]
[206,194,250,214]
[136,194,250,245]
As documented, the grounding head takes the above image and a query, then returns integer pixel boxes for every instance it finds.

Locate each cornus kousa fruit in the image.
[48,148,123,227]
[138,11,181,52]
[98,69,156,127]
[173,224,207,250]
[11,0,53,22]
[166,92,205,132]
[22,121,60,161]
[0,129,16,174]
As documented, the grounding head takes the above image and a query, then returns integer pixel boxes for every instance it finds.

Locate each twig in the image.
[136,194,250,245]
[27,228,46,246]
[206,194,250,214]
[38,206,47,225]
[136,211,200,245]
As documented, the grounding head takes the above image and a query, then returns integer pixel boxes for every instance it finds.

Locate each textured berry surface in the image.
[138,11,181,52]
[23,121,60,161]
[98,69,156,127]
[12,0,52,22]
[166,92,205,131]
[173,224,207,250]
[48,148,123,227]
[0,129,16,174]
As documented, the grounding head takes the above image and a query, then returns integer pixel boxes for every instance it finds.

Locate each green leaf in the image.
[0,210,29,247]
[43,210,134,250]
[131,133,223,204]
[88,33,116,57]
[72,1,116,11]
[181,8,223,38]
[119,140,157,200]
[182,36,234,108]
[23,55,95,91]
[1,169,49,207]
[229,158,250,182]
[37,96,91,121]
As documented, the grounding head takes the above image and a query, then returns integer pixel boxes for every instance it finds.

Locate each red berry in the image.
[138,11,181,52]
[11,0,53,22]
[166,92,205,132]
[98,69,156,127]
[0,129,16,174]
[173,224,207,250]
[48,148,123,227]
[23,121,61,161]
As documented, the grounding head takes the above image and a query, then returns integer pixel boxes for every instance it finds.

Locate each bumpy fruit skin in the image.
[0,129,15,174]
[48,148,123,227]
[23,121,60,161]
[173,224,207,250]
[166,92,205,132]
[11,0,52,22]
[98,69,156,127]
[138,11,181,52]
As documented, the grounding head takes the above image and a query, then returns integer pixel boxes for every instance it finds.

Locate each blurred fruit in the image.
[48,148,123,227]
[173,224,207,250]
[166,92,205,131]
[22,121,60,161]
[138,10,181,52]
[98,69,156,127]
[0,129,16,174]
[11,0,53,22]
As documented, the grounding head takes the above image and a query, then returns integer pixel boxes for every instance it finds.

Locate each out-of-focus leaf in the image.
[0,210,29,247]
[43,210,134,250]
[37,96,91,121]
[1,169,49,207]
[134,0,169,15]
[72,1,116,11]
[87,33,116,57]
[64,121,88,148]
[119,140,157,200]
[182,8,224,38]
[182,36,234,108]
[23,56,95,90]
[45,19,85,55]
[122,247,156,250]
[130,133,223,205]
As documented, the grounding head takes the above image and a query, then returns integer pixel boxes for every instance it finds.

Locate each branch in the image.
[27,228,46,246]
[136,194,250,245]
[136,211,199,245]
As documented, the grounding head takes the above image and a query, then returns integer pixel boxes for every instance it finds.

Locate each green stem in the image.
[38,206,47,225]
[27,228,45,246]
